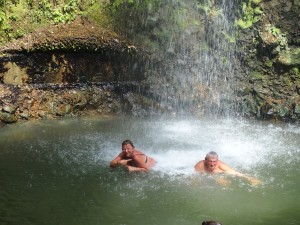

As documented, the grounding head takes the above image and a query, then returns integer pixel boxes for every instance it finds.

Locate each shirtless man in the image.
[110,140,156,172]
[194,151,261,185]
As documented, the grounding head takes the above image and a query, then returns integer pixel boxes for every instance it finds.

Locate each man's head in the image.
[205,151,218,160]
[205,151,219,171]
[202,221,222,225]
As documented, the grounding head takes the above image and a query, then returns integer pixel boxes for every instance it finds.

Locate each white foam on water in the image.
[37,117,299,179]
[125,118,299,177]
[151,149,200,175]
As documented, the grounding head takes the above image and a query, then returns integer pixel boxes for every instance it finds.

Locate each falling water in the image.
[164,0,239,115]
[119,0,241,116]
[1,1,299,225]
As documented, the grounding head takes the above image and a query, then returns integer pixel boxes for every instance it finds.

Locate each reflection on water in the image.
[0,116,299,225]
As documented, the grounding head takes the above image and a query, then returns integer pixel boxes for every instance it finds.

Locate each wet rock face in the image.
[0,52,144,123]
[0,17,155,125]
[0,52,144,85]
[0,51,150,124]
[0,83,126,123]
[0,4,299,124]
[235,0,300,122]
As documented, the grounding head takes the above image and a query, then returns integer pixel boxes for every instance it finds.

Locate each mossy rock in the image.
[278,47,300,65]
[295,103,300,118]
[0,112,18,123]
[259,31,278,46]
[242,97,258,115]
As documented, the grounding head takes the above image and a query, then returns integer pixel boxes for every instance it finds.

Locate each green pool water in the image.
[0,116,299,225]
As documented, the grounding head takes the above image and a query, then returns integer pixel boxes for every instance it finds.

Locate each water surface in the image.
[0,116,299,225]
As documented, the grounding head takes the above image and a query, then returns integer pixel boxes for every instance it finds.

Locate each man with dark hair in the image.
[195,151,261,185]
[202,221,222,225]
[110,139,156,172]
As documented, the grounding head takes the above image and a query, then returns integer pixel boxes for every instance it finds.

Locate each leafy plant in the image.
[265,24,289,52]
[235,0,262,29]
[52,0,78,24]
[270,27,280,35]
[252,0,261,4]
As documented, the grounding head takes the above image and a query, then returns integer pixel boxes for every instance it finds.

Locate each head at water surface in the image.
[202,221,222,225]
[121,139,135,158]
[205,151,219,172]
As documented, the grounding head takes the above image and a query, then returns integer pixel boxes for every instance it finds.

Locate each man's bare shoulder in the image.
[194,160,205,171]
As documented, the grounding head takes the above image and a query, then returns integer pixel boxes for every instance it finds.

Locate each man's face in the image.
[206,156,218,171]
[122,144,134,157]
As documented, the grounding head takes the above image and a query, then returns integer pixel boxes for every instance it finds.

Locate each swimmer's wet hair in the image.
[205,151,218,160]
[202,221,222,225]
[122,139,135,148]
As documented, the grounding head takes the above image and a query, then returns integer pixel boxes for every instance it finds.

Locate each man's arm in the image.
[219,161,243,176]
[219,162,261,186]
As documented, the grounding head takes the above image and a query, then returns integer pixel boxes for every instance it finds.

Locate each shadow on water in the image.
[0,116,299,225]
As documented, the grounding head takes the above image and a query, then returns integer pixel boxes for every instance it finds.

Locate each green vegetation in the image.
[0,0,106,46]
[278,47,300,66]
[235,0,262,29]
[106,0,205,52]
[251,71,264,80]
[108,0,162,11]
[265,24,289,52]
[265,60,273,68]
[292,67,300,77]
[0,0,209,54]
[0,0,238,55]
[196,0,222,18]
[251,70,268,86]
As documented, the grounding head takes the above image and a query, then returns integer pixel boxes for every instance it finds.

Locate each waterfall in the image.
[118,0,241,117]
[0,0,245,122]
